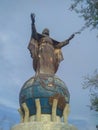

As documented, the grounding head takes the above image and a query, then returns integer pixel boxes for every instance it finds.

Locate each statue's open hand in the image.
[31,13,35,25]
[70,34,75,40]
[67,34,75,42]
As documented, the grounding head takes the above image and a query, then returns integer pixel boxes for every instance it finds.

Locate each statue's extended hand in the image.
[31,13,35,25]
[67,34,75,41]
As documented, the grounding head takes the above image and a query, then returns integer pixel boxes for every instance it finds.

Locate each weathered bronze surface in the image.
[28,13,75,75]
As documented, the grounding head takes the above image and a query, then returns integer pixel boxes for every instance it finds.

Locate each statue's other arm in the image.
[55,34,75,48]
[31,13,38,40]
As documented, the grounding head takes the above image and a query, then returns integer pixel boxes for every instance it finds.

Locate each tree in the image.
[83,70,98,111]
[70,0,98,33]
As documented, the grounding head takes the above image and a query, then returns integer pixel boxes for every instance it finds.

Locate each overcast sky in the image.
[0,0,98,129]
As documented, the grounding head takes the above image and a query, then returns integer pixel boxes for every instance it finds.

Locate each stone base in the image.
[11,122,77,130]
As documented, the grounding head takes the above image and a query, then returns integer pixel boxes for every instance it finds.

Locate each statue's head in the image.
[42,28,49,36]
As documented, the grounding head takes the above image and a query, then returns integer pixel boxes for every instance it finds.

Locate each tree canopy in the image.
[70,0,98,32]
[83,70,98,111]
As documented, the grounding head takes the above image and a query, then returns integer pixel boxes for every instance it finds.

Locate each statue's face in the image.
[42,28,49,36]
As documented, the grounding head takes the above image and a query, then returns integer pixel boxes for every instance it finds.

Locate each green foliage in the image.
[83,70,98,111]
[90,93,98,111]
[70,0,98,32]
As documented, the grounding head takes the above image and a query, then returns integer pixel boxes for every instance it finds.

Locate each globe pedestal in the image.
[19,75,70,117]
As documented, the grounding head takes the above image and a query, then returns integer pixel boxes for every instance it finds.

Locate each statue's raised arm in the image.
[55,33,75,48]
[30,13,38,40]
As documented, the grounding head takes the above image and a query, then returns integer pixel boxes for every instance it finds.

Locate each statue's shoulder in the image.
[37,32,60,46]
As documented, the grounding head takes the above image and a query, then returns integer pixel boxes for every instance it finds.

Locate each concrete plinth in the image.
[12,122,77,130]
[11,115,77,130]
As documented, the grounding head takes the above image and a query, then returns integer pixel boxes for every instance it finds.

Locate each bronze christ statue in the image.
[28,13,75,75]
